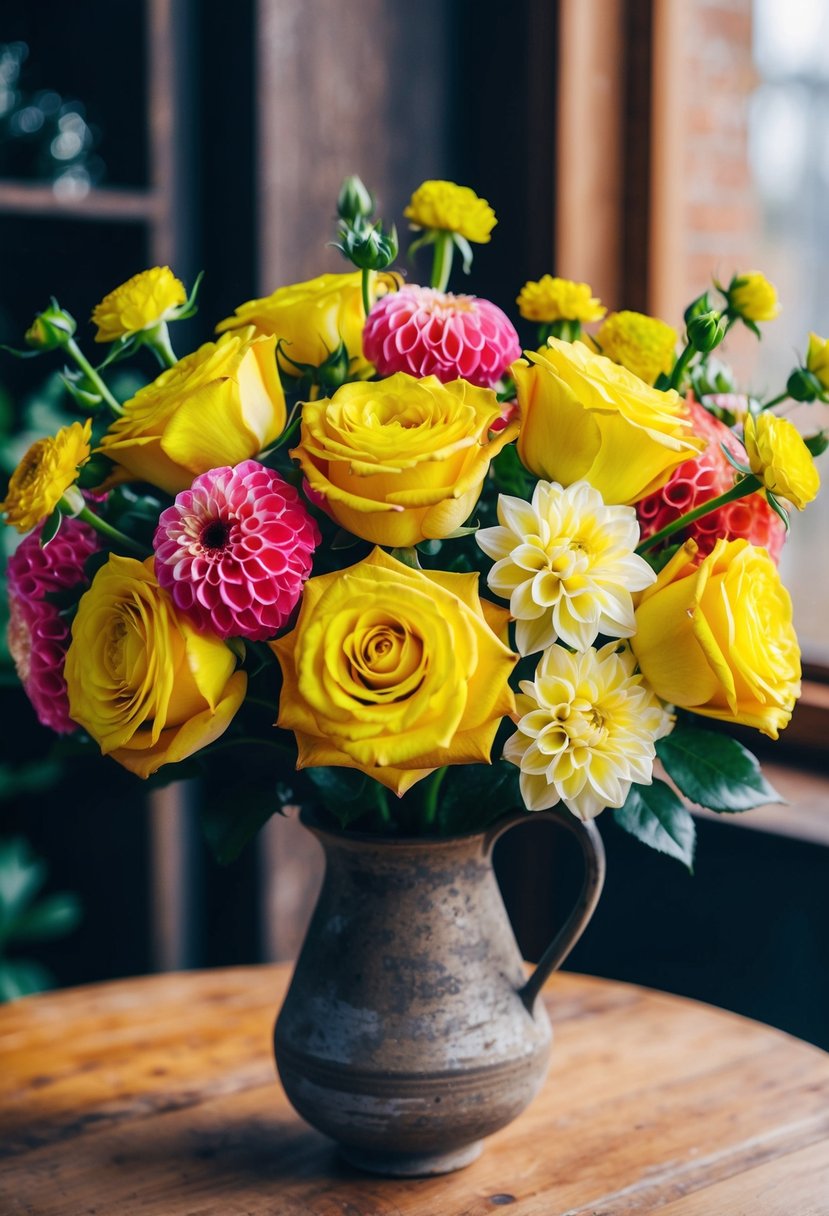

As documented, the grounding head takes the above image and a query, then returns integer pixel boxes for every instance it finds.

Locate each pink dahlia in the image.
[363,285,521,387]
[7,518,99,734]
[637,398,785,561]
[153,461,321,641]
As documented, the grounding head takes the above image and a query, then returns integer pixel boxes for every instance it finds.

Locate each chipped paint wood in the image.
[2,967,829,1214]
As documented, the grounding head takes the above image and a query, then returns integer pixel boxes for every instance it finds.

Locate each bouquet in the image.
[2,177,824,870]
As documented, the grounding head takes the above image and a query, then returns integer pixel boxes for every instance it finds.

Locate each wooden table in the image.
[2,966,829,1215]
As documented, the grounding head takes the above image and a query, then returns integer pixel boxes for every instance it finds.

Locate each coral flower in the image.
[6,518,98,733]
[1,420,91,534]
[153,461,320,641]
[363,285,521,387]
[636,399,786,560]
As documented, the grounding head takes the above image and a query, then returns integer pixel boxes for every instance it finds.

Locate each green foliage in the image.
[0,837,81,1002]
[436,762,522,835]
[614,781,696,871]
[656,727,783,812]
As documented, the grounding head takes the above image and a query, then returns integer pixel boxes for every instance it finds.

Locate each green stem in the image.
[761,392,788,411]
[65,338,123,416]
[636,475,761,554]
[73,505,150,557]
[370,780,392,831]
[431,231,454,292]
[145,322,178,369]
[669,341,695,391]
[361,267,373,318]
[421,767,447,831]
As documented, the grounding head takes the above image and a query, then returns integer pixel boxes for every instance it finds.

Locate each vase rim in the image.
[298,805,518,849]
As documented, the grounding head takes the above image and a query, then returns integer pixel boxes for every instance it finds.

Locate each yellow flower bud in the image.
[404,180,496,244]
[806,332,829,391]
[727,271,780,323]
[743,411,820,510]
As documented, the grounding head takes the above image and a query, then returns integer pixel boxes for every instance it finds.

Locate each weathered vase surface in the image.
[274,809,604,1176]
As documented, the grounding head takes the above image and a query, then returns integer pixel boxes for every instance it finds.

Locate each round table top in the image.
[2,965,829,1215]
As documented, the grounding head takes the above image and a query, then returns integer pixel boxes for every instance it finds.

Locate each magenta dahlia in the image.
[7,518,99,734]
[637,398,786,561]
[363,285,521,387]
[153,461,321,641]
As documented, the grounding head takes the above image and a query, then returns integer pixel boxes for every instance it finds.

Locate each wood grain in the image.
[2,967,828,1214]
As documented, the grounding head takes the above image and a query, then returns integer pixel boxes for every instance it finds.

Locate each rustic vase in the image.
[273,807,605,1177]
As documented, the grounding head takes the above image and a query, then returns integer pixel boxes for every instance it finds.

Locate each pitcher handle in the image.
[485,809,606,1013]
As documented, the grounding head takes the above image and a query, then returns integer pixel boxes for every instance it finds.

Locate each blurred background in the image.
[0,0,827,1045]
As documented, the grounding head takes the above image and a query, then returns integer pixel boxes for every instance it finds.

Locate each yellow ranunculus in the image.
[743,411,820,510]
[1,420,91,533]
[631,539,801,739]
[272,547,516,795]
[595,310,678,385]
[216,272,372,379]
[98,330,286,494]
[404,180,496,244]
[91,268,187,342]
[65,556,247,777]
[727,271,780,323]
[806,332,829,390]
[512,339,704,505]
[292,372,519,547]
[516,276,605,325]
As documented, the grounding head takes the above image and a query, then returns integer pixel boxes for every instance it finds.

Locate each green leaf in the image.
[805,430,829,457]
[199,794,277,865]
[491,444,532,498]
[656,727,783,812]
[0,839,46,922]
[437,761,522,835]
[614,781,696,870]
[307,766,373,828]
[766,491,790,532]
[0,959,53,1002]
[9,893,81,944]
[39,509,62,548]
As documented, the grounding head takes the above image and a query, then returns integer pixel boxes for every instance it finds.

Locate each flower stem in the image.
[431,231,454,292]
[636,475,761,554]
[669,341,695,391]
[361,267,373,318]
[145,322,178,369]
[761,392,788,411]
[73,505,150,557]
[65,338,123,416]
[421,766,447,831]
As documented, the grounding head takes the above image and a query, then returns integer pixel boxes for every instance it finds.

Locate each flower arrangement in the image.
[2,177,824,869]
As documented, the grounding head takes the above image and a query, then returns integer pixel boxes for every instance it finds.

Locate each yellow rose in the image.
[727,271,780,323]
[516,276,605,324]
[594,311,678,386]
[91,268,187,342]
[404,180,496,244]
[512,339,704,505]
[743,411,820,510]
[292,372,519,547]
[1,420,91,533]
[98,330,286,494]
[216,272,372,379]
[65,556,247,778]
[806,332,829,390]
[272,547,516,795]
[631,539,801,739]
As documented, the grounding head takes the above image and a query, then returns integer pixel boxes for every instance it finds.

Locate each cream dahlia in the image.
[362,285,520,387]
[153,461,320,641]
[504,641,670,821]
[477,480,655,655]
[6,518,99,733]
[636,398,786,560]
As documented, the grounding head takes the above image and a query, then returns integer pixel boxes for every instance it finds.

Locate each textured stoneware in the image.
[274,807,605,1177]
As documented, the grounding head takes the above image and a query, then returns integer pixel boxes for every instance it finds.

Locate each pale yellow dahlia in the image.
[477,480,655,655]
[504,641,670,821]
[1,420,91,533]
[91,268,187,342]
[595,310,678,385]
[743,411,819,510]
[404,180,496,243]
[516,276,605,324]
